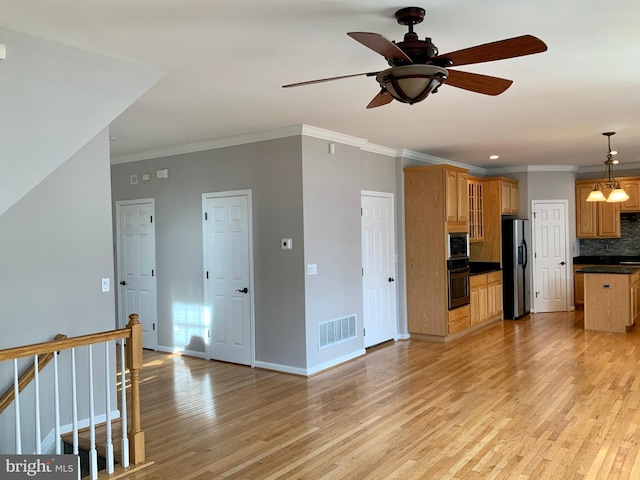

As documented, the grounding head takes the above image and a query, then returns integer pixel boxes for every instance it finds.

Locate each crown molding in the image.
[300,125,368,148]
[400,149,488,176]
[488,165,580,175]
[577,161,640,174]
[361,143,399,157]
[110,125,307,164]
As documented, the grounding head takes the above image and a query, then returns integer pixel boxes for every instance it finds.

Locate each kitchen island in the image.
[577,266,640,333]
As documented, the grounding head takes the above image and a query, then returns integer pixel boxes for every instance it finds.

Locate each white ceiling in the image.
[2,0,640,169]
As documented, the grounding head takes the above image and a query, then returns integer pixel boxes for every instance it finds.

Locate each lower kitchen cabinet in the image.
[470,271,503,325]
[448,305,471,334]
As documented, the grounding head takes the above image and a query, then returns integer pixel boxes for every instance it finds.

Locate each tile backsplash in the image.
[579,213,640,256]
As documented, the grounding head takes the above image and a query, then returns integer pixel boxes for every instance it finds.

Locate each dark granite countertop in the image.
[576,266,640,275]
[469,262,501,276]
[574,255,640,265]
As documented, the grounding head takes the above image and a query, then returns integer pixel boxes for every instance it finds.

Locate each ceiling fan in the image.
[282,7,547,108]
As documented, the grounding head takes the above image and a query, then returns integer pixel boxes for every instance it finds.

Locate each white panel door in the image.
[362,192,397,348]
[116,200,158,350]
[203,192,253,365]
[533,202,568,312]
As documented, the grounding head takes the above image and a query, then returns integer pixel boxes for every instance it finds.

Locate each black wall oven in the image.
[447,255,470,310]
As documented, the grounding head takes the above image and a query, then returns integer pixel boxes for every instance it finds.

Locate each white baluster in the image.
[34,354,41,454]
[54,350,61,455]
[13,359,21,454]
[71,348,78,455]
[88,345,98,480]
[105,341,114,474]
[120,339,129,468]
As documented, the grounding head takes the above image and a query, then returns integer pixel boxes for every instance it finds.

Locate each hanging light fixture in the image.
[375,65,448,105]
[586,132,629,203]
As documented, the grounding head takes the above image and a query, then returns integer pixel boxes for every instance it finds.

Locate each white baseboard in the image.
[255,349,368,377]
[155,345,207,359]
[60,409,121,435]
[181,349,206,359]
[253,361,307,376]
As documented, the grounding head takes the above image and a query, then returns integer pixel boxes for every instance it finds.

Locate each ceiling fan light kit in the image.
[376,64,448,104]
[586,132,630,203]
[283,6,547,108]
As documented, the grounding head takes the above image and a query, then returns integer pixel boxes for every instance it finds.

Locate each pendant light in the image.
[586,132,629,203]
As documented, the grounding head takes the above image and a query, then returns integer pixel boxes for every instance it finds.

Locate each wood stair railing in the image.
[0,334,67,414]
[0,314,150,479]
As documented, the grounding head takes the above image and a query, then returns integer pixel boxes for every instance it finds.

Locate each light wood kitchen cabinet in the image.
[620,180,640,212]
[575,181,621,238]
[468,177,484,242]
[470,271,502,325]
[574,265,586,306]
[470,274,488,325]
[632,271,640,322]
[448,305,471,334]
[583,268,640,332]
[445,168,469,226]
[487,271,503,318]
[404,164,470,340]
[500,179,519,215]
[469,177,519,266]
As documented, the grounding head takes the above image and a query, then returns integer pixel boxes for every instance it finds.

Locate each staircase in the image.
[0,314,152,480]
[61,421,153,479]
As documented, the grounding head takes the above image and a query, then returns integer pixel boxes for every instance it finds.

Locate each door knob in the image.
[236,287,248,294]
[388,277,395,282]
[560,261,566,265]
[120,281,127,286]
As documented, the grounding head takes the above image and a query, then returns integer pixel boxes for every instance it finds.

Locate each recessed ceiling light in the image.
[109,135,120,142]
[489,155,499,160]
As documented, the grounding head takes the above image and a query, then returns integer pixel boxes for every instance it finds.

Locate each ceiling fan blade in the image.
[432,35,547,67]
[366,91,394,109]
[445,70,513,96]
[282,71,378,88]
[347,32,413,64]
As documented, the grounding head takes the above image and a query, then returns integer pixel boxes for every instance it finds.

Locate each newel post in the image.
[126,313,145,464]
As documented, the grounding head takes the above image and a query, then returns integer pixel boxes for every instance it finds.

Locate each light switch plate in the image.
[101,278,110,292]
[307,264,317,275]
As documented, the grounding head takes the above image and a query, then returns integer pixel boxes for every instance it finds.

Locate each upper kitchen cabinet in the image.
[468,177,484,242]
[468,176,519,265]
[575,181,621,238]
[445,167,469,228]
[500,178,519,215]
[620,179,640,212]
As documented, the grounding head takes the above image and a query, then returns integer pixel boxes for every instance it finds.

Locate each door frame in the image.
[531,199,571,313]
[361,190,398,346]
[114,198,159,349]
[201,189,256,366]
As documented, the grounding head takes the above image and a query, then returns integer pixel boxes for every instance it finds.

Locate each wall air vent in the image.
[318,315,357,349]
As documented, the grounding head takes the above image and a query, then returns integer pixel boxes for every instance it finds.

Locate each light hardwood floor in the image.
[120,311,640,479]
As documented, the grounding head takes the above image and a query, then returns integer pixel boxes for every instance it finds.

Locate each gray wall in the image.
[301,139,398,370]
[111,135,399,373]
[111,137,307,369]
[0,130,115,452]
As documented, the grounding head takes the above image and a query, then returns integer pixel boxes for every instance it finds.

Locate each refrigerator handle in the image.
[522,238,528,269]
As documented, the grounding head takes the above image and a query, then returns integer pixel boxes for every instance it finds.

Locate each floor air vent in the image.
[318,315,357,349]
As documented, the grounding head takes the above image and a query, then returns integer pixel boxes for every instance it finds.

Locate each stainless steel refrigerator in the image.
[502,218,530,319]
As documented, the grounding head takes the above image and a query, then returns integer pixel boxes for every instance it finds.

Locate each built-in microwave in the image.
[447,232,469,260]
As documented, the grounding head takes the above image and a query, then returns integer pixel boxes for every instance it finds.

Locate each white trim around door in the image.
[531,199,571,313]
[202,190,256,366]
